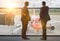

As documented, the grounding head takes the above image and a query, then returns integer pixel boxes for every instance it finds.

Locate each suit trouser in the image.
[41,20,47,39]
[22,20,28,38]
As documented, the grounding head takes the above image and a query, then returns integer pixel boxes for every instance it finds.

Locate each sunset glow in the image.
[6,2,16,9]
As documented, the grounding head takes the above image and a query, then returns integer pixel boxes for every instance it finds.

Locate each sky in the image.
[0,0,60,8]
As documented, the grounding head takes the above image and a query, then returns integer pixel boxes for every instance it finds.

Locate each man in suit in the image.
[40,1,50,40]
[21,1,30,40]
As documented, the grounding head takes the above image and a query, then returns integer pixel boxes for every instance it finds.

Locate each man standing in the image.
[40,1,50,40]
[21,1,30,40]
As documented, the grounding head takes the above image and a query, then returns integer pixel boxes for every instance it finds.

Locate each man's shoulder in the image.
[41,7,43,8]
[22,7,28,10]
[40,7,43,9]
[46,6,49,8]
[22,7,25,9]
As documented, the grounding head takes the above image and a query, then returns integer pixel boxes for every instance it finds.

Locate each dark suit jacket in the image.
[40,6,50,21]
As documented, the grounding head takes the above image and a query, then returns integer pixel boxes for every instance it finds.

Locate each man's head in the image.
[42,1,46,6]
[24,1,29,7]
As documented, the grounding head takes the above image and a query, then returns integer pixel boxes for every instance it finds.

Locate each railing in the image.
[0,8,60,15]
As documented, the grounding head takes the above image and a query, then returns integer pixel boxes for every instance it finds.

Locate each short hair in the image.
[42,1,46,5]
[25,1,29,6]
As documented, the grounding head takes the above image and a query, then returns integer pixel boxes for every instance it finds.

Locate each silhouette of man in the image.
[40,1,50,40]
[21,1,30,40]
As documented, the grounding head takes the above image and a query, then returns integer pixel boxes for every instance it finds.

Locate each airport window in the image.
[0,0,60,35]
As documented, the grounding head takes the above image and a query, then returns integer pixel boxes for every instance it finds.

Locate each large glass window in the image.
[0,0,60,35]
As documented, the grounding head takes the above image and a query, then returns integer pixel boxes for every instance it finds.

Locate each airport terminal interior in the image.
[0,0,60,41]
